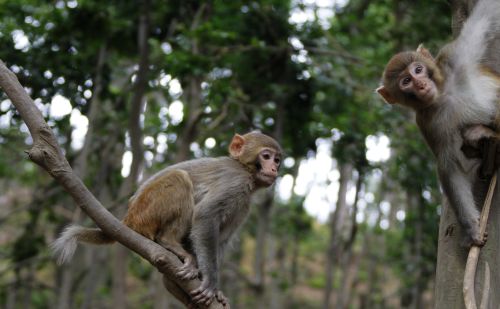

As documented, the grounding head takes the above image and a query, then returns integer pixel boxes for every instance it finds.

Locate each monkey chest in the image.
[463,75,499,118]
[218,201,250,239]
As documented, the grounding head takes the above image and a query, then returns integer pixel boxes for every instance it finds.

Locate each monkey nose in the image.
[415,80,426,89]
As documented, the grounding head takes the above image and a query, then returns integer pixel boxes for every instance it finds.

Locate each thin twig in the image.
[463,172,497,309]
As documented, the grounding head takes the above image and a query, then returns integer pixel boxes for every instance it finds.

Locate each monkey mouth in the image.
[258,173,277,186]
[418,88,436,102]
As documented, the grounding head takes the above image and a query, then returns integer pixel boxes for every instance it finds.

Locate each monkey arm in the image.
[189,212,221,305]
[437,165,483,246]
[191,216,219,285]
[453,0,500,70]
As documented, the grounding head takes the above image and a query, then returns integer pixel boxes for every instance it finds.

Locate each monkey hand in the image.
[462,125,497,149]
[462,125,492,144]
[464,224,488,248]
[460,125,491,159]
[176,256,199,280]
[215,289,230,308]
[190,280,217,306]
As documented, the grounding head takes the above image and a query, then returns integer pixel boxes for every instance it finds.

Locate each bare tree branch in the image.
[0,59,226,308]
[463,173,496,309]
[479,262,490,309]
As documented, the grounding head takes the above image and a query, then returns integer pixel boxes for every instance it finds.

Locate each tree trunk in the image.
[359,180,386,309]
[6,282,16,309]
[337,170,363,309]
[174,3,208,163]
[337,251,360,309]
[73,44,107,178]
[80,249,108,309]
[54,38,108,309]
[112,1,151,307]
[434,193,500,309]
[253,190,273,308]
[323,162,352,309]
[407,192,424,309]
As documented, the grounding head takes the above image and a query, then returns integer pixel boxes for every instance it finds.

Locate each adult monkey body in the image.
[52,131,282,307]
[377,0,500,246]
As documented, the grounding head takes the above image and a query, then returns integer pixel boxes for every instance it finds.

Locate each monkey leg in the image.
[124,169,199,279]
[150,169,198,280]
[156,234,199,280]
[462,124,497,148]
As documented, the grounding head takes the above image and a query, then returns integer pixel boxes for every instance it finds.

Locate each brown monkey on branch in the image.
[376,0,500,247]
[52,131,282,307]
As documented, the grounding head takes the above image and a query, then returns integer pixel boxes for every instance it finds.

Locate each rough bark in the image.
[0,60,225,308]
[435,193,500,309]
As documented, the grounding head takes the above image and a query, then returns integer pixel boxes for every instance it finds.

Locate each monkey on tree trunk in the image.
[51,131,282,307]
[376,0,500,247]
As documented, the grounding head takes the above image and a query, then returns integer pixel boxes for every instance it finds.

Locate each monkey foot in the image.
[190,286,229,307]
[191,282,217,307]
[215,290,230,308]
[464,231,488,248]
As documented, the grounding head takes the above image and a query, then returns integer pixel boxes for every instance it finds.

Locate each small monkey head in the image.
[376,46,444,110]
[229,132,282,187]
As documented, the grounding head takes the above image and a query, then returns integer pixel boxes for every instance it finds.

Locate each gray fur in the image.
[415,0,500,245]
[51,225,87,265]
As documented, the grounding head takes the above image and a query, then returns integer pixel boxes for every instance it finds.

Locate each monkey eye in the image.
[262,152,271,160]
[415,65,423,74]
[274,157,281,165]
[401,77,411,86]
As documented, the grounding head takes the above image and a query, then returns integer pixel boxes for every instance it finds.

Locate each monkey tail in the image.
[50,224,115,265]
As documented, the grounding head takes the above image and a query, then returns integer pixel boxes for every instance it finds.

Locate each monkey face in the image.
[255,148,281,187]
[378,50,443,110]
[398,62,438,105]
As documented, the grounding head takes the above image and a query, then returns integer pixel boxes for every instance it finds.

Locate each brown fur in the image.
[123,169,194,242]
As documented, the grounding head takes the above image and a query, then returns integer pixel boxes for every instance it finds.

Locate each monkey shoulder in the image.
[174,157,251,177]
[169,156,254,198]
[436,43,454,71]
[416,106,460,156]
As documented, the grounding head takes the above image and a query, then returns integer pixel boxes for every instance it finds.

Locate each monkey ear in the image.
[375,86,397,105]
[416,44,435,61]
[229,134,246,158]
